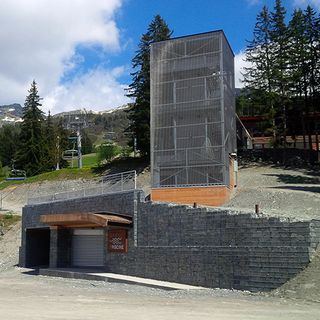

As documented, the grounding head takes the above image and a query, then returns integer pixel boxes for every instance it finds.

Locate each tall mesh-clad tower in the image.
[150,31,236,206]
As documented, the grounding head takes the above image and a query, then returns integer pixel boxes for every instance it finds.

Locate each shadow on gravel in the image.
[270,164,320,177]
[269,186,320,193]
[263,173,320,184]
[93,157,150,175]
[238,160,320,176]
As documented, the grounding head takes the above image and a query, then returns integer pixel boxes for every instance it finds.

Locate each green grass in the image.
[0,167,96,191]
[0,154,100,191]
[68,153,98,168]
[0,153,147,192]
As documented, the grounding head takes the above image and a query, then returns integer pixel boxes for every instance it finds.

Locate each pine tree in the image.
[0,124,20,166]
[243,0,319,151]
[287,9,309,148]
[81,129,93,155]
[126,15,172,157]
[287,9,307,97]
[287,6,320,150]
[16,80,46,176]
[304,6,320,113]
[243,6,277,141]
[55,118,69,169]
[44,111,57,170]
[270,0,290,145]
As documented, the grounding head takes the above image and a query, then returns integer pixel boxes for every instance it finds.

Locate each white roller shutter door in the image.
[72,229,104,267]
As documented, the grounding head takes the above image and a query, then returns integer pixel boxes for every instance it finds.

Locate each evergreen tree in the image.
[243,0,319,150]
[81,129,93,155]
[126,15,172,157]
[287,9,310,148]
[243,6,277,140]
[287,9,307,98]
[55,118,69,169]
[16,80,46,175]
[270,0,290,145]
[0,124,20,167]
[44,111,57,170]
[304,6,320,113]
[286,6,320,149]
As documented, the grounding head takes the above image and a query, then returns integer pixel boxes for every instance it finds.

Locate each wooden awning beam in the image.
[40,212,132,228]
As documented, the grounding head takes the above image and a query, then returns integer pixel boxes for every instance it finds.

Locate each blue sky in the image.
[0,0,319,113]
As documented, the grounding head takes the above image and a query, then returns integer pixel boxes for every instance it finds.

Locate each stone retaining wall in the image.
[20,190,320,292]
[107,200,320,291]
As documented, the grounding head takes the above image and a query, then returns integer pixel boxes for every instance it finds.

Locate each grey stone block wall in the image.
[106,201,320,292]
[20,190,320,292]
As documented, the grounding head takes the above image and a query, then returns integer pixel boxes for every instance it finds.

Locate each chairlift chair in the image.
[62,149,79,160]
[6,169,27,181]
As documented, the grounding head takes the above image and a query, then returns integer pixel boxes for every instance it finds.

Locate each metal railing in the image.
[27,170,137,205]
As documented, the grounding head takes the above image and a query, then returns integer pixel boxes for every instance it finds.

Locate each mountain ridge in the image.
[0,104,23,125]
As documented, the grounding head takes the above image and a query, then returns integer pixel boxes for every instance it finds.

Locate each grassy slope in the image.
[0,167,96,191]
[0,154,148,191]
[68,153,98,168]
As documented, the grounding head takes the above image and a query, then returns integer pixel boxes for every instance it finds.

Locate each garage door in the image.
[72,229,104,267]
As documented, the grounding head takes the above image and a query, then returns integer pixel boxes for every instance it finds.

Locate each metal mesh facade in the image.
[150,31,236,188]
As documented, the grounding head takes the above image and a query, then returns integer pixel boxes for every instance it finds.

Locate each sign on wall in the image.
[108,229,128,253]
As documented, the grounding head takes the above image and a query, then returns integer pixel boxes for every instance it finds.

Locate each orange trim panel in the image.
[151,186,231,207]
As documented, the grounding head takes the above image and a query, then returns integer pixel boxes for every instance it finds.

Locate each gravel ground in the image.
[0,267,319,320]
[225,163,320,220]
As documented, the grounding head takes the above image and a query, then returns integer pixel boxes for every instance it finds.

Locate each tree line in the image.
[241,0,320,148]
[0,81,70,176]
[0,81,95,176]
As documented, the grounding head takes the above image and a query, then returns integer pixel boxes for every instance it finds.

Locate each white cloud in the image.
[245,0,261,5]
[43,68,130,113]
[293,0,320,9]
[0,0,125,113]
[234,51,251,88]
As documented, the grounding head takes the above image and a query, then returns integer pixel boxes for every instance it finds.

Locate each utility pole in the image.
[56,135,60,170]
[77,126,82,169]
[62,112,87,169]
[133,136,137,158]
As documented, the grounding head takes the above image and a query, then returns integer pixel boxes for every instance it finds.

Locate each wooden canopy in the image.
[40,212,132,228]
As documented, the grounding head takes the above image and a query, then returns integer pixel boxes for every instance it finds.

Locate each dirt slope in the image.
[0,221,21,270]
[269,247,320,303]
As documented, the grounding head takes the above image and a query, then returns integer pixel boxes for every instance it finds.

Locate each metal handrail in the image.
[27,170,137,205]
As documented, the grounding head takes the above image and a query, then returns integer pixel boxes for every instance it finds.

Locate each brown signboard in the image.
[108,229,128,253]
